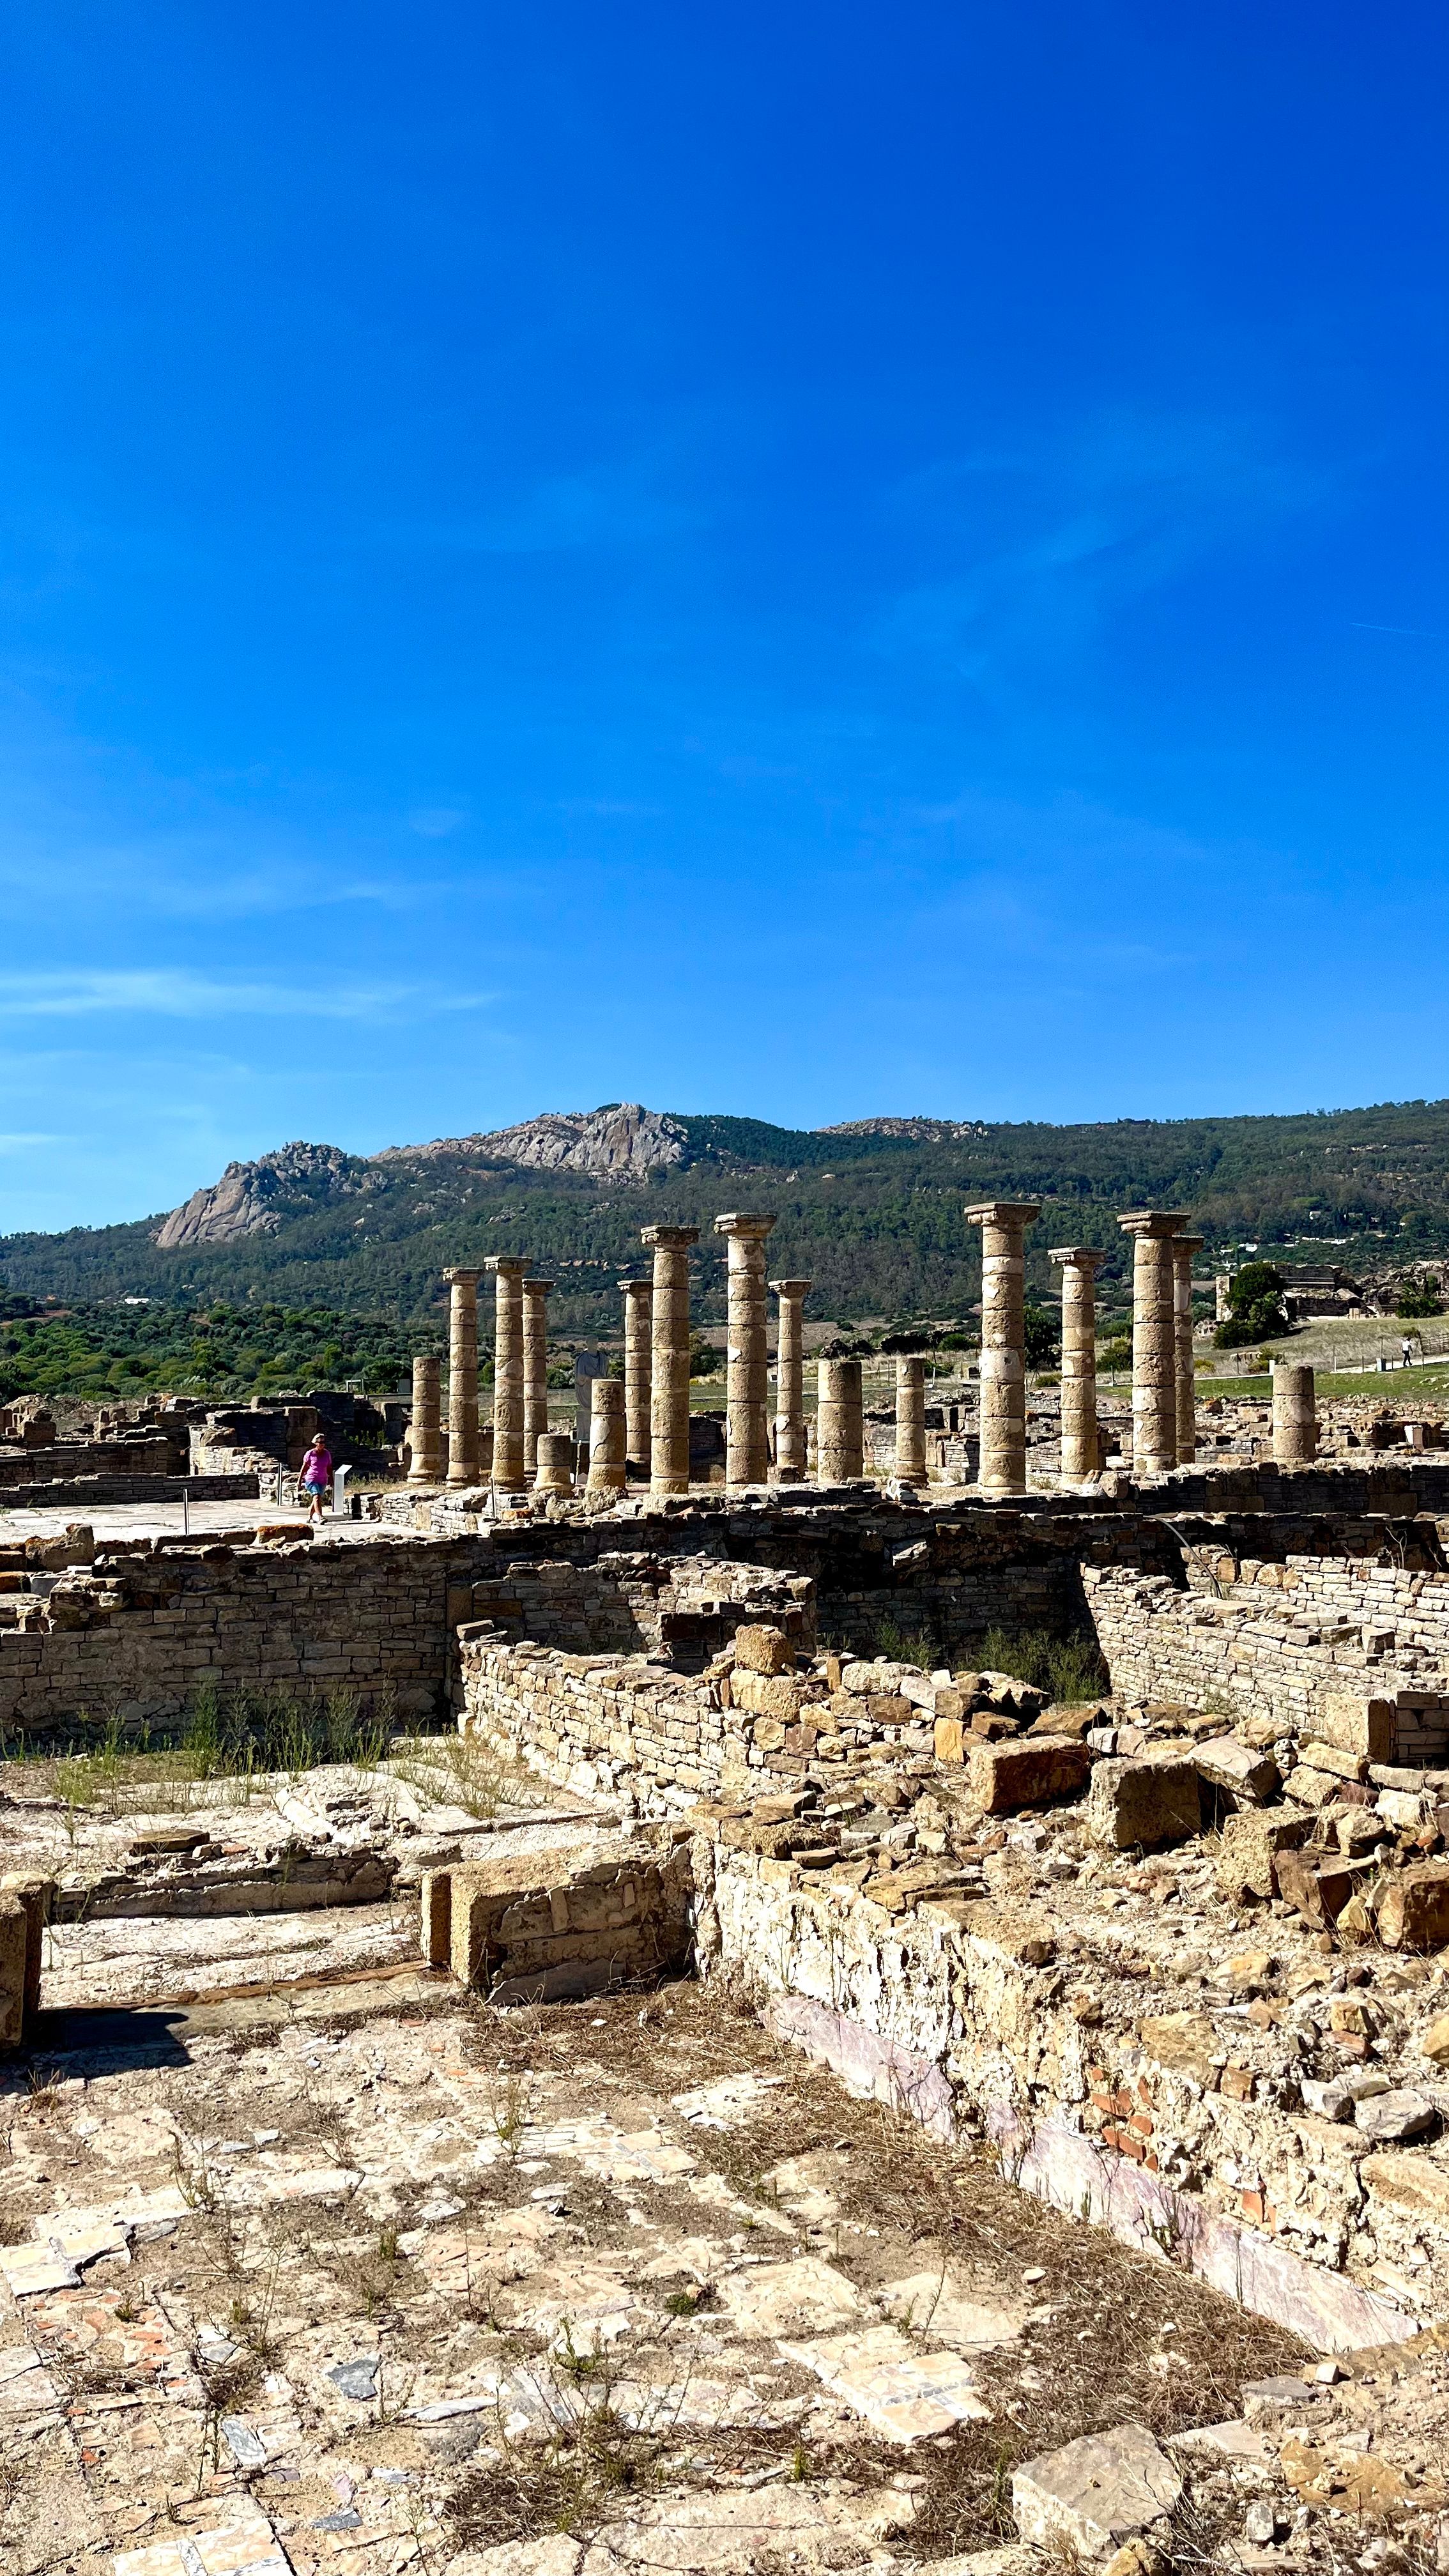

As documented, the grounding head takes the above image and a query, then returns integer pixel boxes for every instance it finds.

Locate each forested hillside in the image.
[2,1097,1446,1346]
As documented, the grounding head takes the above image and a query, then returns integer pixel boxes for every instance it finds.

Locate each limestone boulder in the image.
[1193,1735,1280,1806]
[965,1736,1091,1816]
[729,1669,804,1722]
[1012,2423,1181,2558]
[1214,1808,1312,1904]
[1275,1850,1364,1929]
[732,1623,795,1676]
[1353,2087,1437,2143]
[1084,1755,1199,1851]
[1315,1692,1395,1763]
[1377,1861,1449,1952]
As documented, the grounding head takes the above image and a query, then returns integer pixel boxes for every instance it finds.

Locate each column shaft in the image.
[587,1377,628,1494]
[770,1280,810,1480]
[816,1358,864,1482]
[965,1202,1041,1494]
[1118,1213,1186,1476]
[642,1227,699,1497]
[522,1279,552,1478]
[715,1213,776,1486]
[1050,1248,1104,1482]
[895,1354,926,1485]
[620,1280,654,1475]
[1273,1363,1317,1464]
[406,1353,443,1487]
[443,1269,482,1489]
[535,1431,575,1495]
[486,1257,530,1491]
[1174,1236,1204,1466]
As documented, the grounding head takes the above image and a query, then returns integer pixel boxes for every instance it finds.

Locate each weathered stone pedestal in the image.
[642,1226,699,1498]
[406,1354,443,1487]
[715,1212,776,1487]
[486,1256,530,1492]
[816,1359,864,1483]
[1273,1362,1317,1464]
[587,1378,628,1495]
[1049,1246,1105,1482]
[523,1278,553,1479]
[620,1278,654,1478]
[534,1432,575,1496]
[770,1278,810,1482]
[1118,1213,1186,1475]
[895,1355,926,1486]
[965,1202,1041,1493]
[443,1269,482,1489]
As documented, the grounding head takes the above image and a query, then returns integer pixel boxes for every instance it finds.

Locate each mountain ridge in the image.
[4,1094,1449,1330]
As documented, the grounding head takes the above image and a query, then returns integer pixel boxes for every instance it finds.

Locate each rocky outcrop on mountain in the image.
[153,1143,362,1249]
[816,1116,989,1142]
[379,1102,689,1183]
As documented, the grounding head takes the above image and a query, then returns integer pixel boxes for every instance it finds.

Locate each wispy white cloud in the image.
[407,806,469,839]
[0,970,496,1022]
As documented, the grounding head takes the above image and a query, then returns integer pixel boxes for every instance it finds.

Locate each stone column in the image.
[443,1269,482,1489]
[714,1212,776,1487]
[486,1255,530,1492]
[1117,1213,1186,1476]
[1173,1235,1204,1466]
[964,1202,1041,1494]
[1048,1246,1105,1482]
[816,1358,864,1483]
[641,1226,699,1498]
[586,1377,627,1495]
[620,1278,654,1477]
[522,1278,553,1478]
[534,1430,575,1496]
[406,1353,443,1487]
[895,1355,926,1486]
[770,1279,810,1481]
[1273,1362,1317,1464]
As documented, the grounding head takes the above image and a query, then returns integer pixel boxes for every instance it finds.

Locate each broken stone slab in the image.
[1193,1736,1280,1805]
[1274,1850,1368,1929]
[963,1735,1091,1814]
[1353,2087,1438,2142]
[1084,1754,1199,1850]
[716,2254,867,2339]
[1315,1693,1395,1763]
[1011,2421,1181,2558]
[1360,2150,1449,2222]
[1298,1739,1368,1783]
[113,2516,295,2576]
[1169,2419,1270,2462]
[1215,1808,1313,1904]
[1281,1764,1348,1810]
[1300,2078,1354,2122]
[780,2322,990,2440]
[1377,1862,1449,1951]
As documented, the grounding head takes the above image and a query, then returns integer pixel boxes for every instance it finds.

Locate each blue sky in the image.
[0,3,1444,1231]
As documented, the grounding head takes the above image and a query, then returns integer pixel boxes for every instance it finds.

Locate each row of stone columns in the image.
[967,1201,1206,1490]
[412,1197,1211,1501]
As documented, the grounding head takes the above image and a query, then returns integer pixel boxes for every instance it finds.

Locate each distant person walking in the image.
[1402,1337,1416,1371]
[300,1434,334,1529]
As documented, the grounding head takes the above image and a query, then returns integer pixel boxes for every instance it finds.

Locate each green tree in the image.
[1395,1275,1443,1319]
[1022,1302,1061,1368]
[1215,1261,1289,1349]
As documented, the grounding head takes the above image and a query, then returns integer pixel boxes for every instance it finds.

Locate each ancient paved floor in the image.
[7,1913,1439,2576]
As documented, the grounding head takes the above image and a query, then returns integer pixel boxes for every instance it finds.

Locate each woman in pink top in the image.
[300,1434,334,1528]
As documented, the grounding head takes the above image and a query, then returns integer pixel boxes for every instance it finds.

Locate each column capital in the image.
[523,1276,555,1294]
[1117,1210,1187,1239]
[1048,1245,1106,1269]
[619,1275,653,1296]
[714,1211,777,1240]
[484,1254,531,1278]
[1173,1234,1206,1256]
[769,1277,811,1296]
[641,1225,700,1250]
[965,1201,1041,1229]
[442,1266,482,1287]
